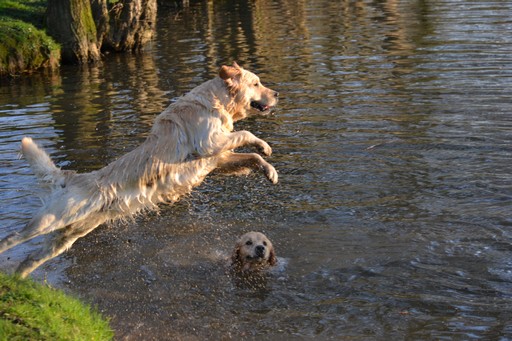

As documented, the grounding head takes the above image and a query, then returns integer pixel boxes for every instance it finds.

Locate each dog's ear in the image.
[268,246,277,266]
[219,63,242,81]
[231,244,242,266]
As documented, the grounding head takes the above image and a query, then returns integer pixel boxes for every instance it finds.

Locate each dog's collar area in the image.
[250,101,270,112]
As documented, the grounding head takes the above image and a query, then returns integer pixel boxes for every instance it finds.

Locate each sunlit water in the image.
[1,0,512,339]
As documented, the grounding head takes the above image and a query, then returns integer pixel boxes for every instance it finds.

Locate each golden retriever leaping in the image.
[0,62,279,278]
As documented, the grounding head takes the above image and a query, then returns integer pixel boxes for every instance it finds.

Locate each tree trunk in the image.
[46,0,156,64]
[105,0,157,52]
[47,0,101,64]
[90,0,109,49]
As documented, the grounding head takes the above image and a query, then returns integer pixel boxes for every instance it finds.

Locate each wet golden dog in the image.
[231,232,277,272]
[0,62,279,278]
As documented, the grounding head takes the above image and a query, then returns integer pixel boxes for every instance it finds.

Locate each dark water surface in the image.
[1,0,512,339]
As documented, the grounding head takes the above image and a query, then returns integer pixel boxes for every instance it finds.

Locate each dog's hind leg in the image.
[15,218,105,278]
[0,193,92,254]
[0,210,61,254]
[1,186,104,255]
[217,152,278,184]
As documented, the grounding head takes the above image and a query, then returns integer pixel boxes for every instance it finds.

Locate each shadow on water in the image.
[1,0,512,339]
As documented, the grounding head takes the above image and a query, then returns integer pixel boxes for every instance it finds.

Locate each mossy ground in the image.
[0,0,60,76]
[0,272,113,340]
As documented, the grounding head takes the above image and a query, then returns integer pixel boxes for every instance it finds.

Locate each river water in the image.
[1,0,512,339]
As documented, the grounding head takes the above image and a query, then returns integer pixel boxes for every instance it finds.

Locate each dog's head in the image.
[231,231,277,272]
[219,62,279,121]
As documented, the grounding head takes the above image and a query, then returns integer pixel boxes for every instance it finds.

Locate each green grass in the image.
[0,0,60,76]
[0,272,113,340]
[0,0,47,28]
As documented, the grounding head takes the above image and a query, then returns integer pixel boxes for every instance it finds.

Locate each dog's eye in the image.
[263,241,267,246]
[254,82,259,87]
[245,240,253,246]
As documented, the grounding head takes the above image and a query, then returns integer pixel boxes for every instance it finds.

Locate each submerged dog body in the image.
[0,63,279,277]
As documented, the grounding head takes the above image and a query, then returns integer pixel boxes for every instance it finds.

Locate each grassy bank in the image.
[0,0,60,76]
[0,272,113,340]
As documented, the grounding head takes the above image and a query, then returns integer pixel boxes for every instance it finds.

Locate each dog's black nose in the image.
[255,245,265,257]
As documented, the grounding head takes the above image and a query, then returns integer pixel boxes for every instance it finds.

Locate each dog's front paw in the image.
[258,140,272,156]
[264,163,278,184]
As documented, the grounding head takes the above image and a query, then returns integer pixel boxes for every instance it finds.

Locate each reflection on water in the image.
[1,0,512,339]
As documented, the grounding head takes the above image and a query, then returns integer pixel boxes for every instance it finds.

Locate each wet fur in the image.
[0,63,279,278]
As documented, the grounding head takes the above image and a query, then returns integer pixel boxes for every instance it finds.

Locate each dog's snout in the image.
[255,245,265,257]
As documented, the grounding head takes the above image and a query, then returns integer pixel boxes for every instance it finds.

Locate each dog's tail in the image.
[21,137,63,184]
